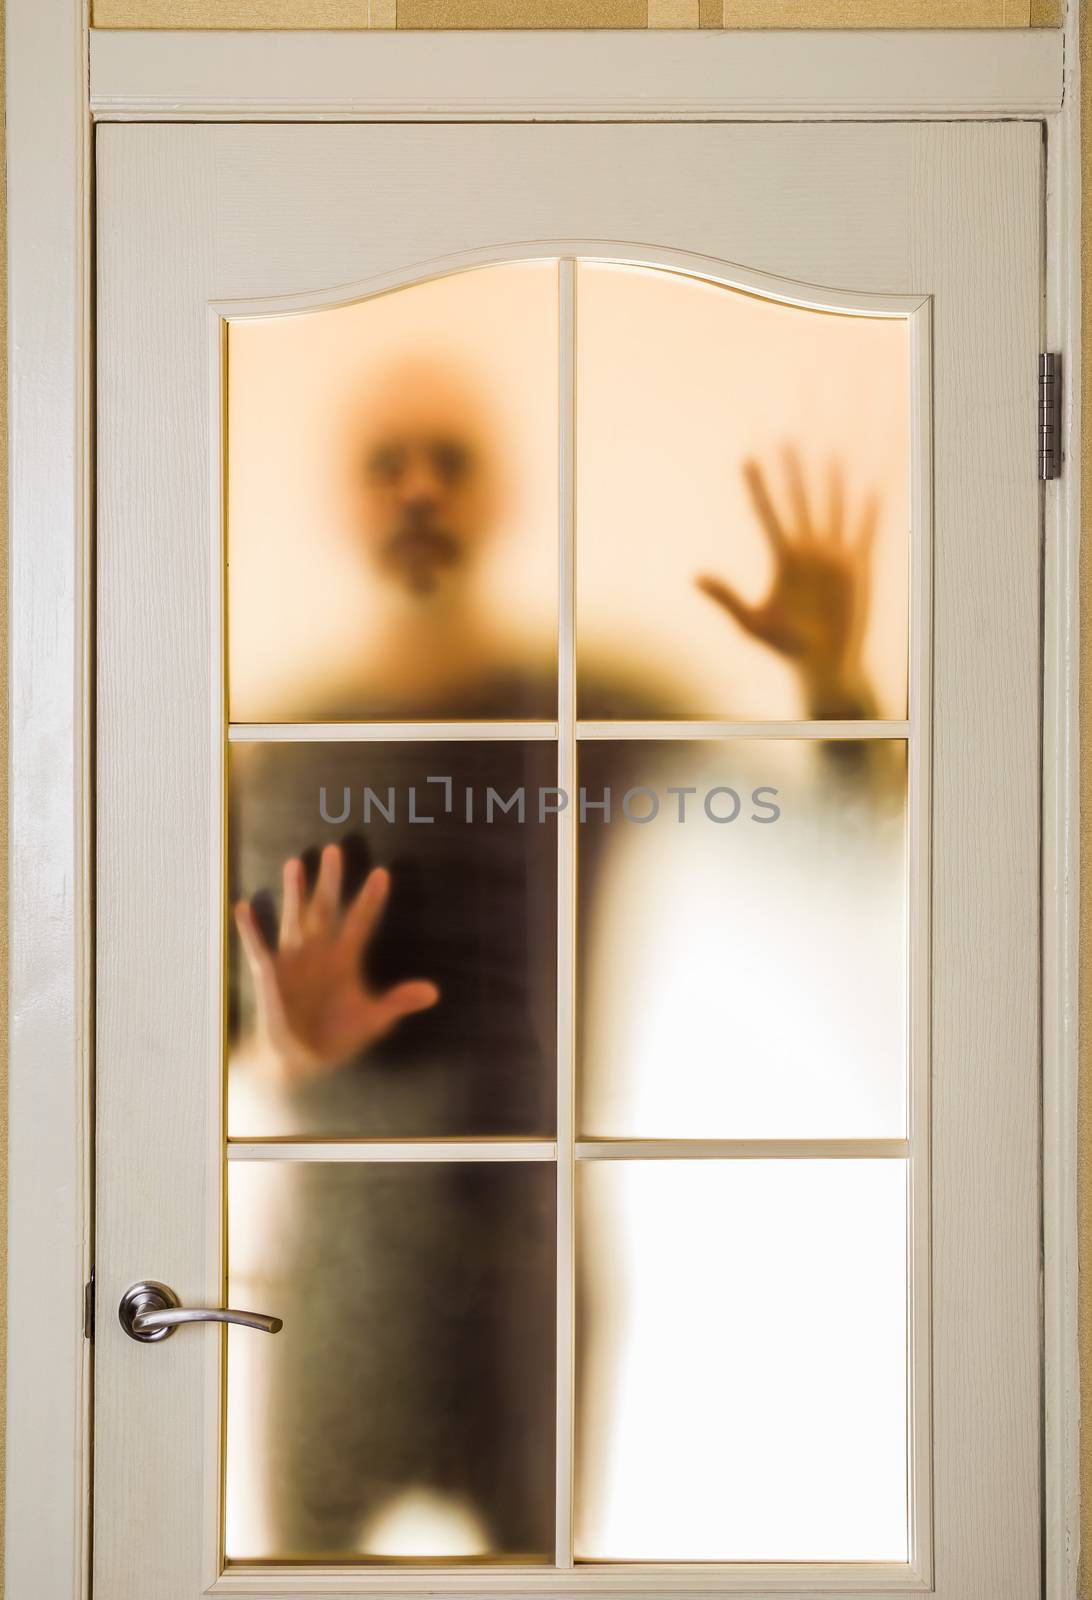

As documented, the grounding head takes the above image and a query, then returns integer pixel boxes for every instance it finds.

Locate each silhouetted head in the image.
[347,358,503,597]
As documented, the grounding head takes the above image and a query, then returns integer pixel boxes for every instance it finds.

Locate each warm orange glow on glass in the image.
[226,1161,556,1562]
[575,264,909,721]
[227,262,559,722]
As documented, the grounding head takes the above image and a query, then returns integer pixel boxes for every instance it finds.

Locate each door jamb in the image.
[6,3,94,1599]
[1042,12,1082,1600]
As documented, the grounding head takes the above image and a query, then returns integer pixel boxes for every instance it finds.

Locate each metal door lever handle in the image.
[119,1280,283,1343]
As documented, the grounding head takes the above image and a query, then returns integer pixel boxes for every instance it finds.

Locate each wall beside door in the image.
[0,3,1075,1597]
[0,0,8,1587]
[88,1,1063,28]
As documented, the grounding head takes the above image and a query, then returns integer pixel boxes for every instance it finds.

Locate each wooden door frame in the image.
[5,8,1078,1599]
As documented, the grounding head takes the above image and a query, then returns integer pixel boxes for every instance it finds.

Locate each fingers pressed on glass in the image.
[575,262,909,720]
[227,740,558,1138]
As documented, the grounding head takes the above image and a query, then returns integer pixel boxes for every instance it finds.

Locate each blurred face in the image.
[354,365,500,597]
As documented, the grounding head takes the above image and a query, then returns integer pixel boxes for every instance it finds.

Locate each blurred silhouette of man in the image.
[230,357,887,1562]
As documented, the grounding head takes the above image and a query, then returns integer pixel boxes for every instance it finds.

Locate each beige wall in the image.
[0,3,1071,1596]
[89,0,1061,28]
[1075,6,1082,1593]
[1,0,8,1581]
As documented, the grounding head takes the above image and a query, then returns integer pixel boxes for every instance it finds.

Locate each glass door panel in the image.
[574,262,910,722]
[220,252,920,1575]
[226,1159,556,1562]
[228,739,559,1139]
[226,260,560,723]
[576,738,907,1139]
[576,1158,908,1561]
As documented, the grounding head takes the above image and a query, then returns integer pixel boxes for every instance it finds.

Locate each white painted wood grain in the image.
[1041,3,1084,1590]
[95,126,223,1599]
[93,122,1042,1599]
[905,293,935,1594]
[574,719,911,740]
[209,1564,931,1596]
[909,122,1042,1600]
[573,1140,910,1160]
[227,1142,558,1162]
[87,28,1063,122]
[228,719,911,741]
[555,256,578,1572]
[229,721,559,741]
[5,1,93,1598]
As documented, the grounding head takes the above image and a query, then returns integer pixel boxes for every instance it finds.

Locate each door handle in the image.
[118,1279,283,1343]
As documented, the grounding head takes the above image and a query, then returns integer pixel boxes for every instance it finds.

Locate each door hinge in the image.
[1039,352,1061,481]
[84,1270,95,1342]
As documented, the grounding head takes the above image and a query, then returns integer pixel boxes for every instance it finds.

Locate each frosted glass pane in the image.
[575,263,909,721]
[228,740,557,1138]
[226,1161,556,1562]
[576,1159,908,1561]
[578,740,906,1138]
[227,261,558,721]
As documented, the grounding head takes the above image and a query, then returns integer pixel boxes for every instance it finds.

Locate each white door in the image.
[94,120,1042,1599]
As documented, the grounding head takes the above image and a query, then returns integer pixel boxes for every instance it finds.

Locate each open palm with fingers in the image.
[234,844,439,1085]
[696,449,878,718]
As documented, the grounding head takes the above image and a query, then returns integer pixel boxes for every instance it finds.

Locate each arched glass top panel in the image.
[227,260,561,724]
[225,255,911,725]
[575,261,909,722]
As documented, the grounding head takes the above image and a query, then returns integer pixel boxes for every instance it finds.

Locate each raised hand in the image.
[234,844,439,1086]
[696,449,879,719]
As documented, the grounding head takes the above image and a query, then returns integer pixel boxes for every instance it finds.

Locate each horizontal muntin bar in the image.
[574,1139,910,1160]
[225,1138,908,1162]
[228,722,559,742]
[227,719,909,744]
[213,1557,928,1595]
[227,1140,558,1162]
[575,720,910,741]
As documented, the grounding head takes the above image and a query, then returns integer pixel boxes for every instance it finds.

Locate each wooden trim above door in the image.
[87,26,1063,121]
